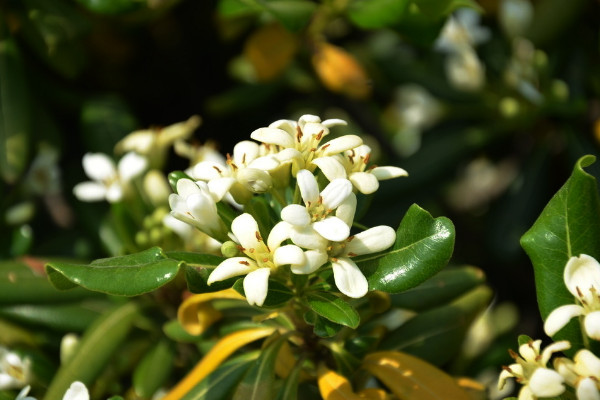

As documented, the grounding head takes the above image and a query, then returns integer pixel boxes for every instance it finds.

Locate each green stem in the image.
[269,187,288,208]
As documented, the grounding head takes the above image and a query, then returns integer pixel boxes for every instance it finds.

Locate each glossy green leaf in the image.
[43,302,141,400]
[260,1,317,32]
[0,260,100,304]
[0,38,31,183]
[390,265,485,311]
[347,0,410,29]
[0,301,104,332]
[379,286,492,366]
[357,204,455,293]
[306,292,359,329]
[169,252,232,294]
[232,333,291,400]
[313,315,343,338]
[274,357,303,400]
[233,279,294,308]
[45,247,183,296]
[181,351,260,400]
[133,340,175,398]
[244,197,278,239]
[521,155,600,349]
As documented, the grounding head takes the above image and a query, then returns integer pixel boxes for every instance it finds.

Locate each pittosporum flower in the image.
[73,152,147,203]
[554,349,600,400]
[207,213,306,306]
[250,114,363,175]
[312,145,408,194]
[435,8,490,54]
[168,178,232,241]
[544,254,600,341]
[445,47,486,92]
[62,382,89,400]
[498,339,570,400]
[0,347,31,390]
[280,169,355,248]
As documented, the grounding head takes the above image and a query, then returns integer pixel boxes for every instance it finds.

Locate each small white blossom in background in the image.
[499,0,534,38]
[544,254,600,341]
[0,347,31,390]
[73,152,147,203]
[445,47,486,92]
[498,339,569,400]
[554,349,600,400]
[15,382,90,400]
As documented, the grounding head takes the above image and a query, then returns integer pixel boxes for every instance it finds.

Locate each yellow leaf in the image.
[177,289,245,335]
[455,377,487,400]
[362,351,472,400]
[357,388,390,400]
[244,23,298,82]
[311,43,371,99]
[162,326,275,400]
[317,365,362,400]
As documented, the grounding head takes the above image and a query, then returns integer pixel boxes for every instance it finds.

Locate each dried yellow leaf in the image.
[312,43,371,99]
[177,288,245,335]
[317,364,362,400]
[244,23,298,82]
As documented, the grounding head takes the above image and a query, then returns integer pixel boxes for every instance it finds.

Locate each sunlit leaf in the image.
[306,291,360,328]
[347,0,410,29]
[317,365,362,400]
[177,289,245,335]
[244,23,298,82]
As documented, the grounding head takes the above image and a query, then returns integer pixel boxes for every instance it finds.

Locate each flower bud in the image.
[236,168,272,193]
[221,241,241,258]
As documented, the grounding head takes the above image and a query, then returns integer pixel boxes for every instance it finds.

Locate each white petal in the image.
[117,131,155,154]
[118,152,147,182]
[544,304,584,337]
[163,214,193,239]
[519,340,541,362]
[267,221,292,249]
[335,192,357,227]
[564,254,600,299]
[370,166,409,180]
[250,127,295,148]
[313,217,350,242]
[233,140,260,165]
[63,382,89,400]
[303,122,329,138]
[105,183,123,203]
[73,182,107,201]
[321,118,347,128]
[236,168,273,193]
[207,257,256,284]
[207,177,235,201]
[289,226,329,250]
[274,148,303,165]
[82,153,116,181]
[577,378,600,400]
[298,114,322,126]
[243,268,270,306]
[518,385,535,400]
[528,368,564,398]
[269,119,296,135]
[345,226,396,256]
[281,204,311,226]
[296,169,320,204]
[320,178,352,210]
[290,250,328,274]
[176,178,201,197]
[192,161,226,180]
[319,135,363,156]
[273,245,305,266]
[540,340,571,365]
[311,157,347,181]
[231,213,261,250]
[331,257,368,298]
[349,172,379,194]
[248,155,280,171]
[584,311,600,340]
[574,349,600,377]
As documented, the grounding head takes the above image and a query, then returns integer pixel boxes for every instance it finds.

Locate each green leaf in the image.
[379,286,492,366]
[390,265,486,311]
[168,252,232,294]
[163,319,203,343]
[358,204,455,293]
[0,38,31,183]
[274,357,302,400]
[168,171,193,193]
[0,301,104,332]
[412,0,483,19]
[260,1,317,32]
[306,291,359,329]
[233,333,291,400]
[42,302,141,400]
[521,155,600,350]
[45,247,183,296]
[218,0,262,17]
[133,340,175,399]
[232,279,294,308]
[74,0,140,14]
[182,351,260,400]
[313,315,343,338]
[517,334,533,347]
[347,0,410,29]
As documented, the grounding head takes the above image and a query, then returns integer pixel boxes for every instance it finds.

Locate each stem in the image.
[269,187,288,208]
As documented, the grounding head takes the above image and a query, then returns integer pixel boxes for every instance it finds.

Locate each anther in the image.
[255,231,263,242]
[212,165,222,173]
[239,260,250,265]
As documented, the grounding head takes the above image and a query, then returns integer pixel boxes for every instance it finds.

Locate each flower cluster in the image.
[169,114,407,306]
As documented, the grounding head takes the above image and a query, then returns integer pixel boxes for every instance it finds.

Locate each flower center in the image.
[306,196,333,222]
[241,231,276,270]
[575,285,600,312]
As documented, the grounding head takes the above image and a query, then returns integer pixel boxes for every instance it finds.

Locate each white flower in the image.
[281,169,355,247]
[290,225,396,299]
[168,178,232,241]
[312,145,408,194]
[207,213,306,306]
[62,382,89,400]
[435,8,490,53]
[499,0,534,38]
[544,254,600,341]
[15,386,36,400]
[0,347,31,390]
[73,152,147,203]
[554,350,600,400]
[445,47,486,92]
[192,140,280,204]
[498,339,569,399]
[250,114,362,175]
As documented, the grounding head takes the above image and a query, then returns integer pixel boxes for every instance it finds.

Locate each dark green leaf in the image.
[133,340,175,398]
[171,253,232,294]
[45,247,183,296]
[218,0,262,17]
[390,265,485,311]
[245,196,278,239]
[232,279,294,308]
[306,291,359,328]
[42,302,141,400]
[517,334,533,347]
[521,155,600,350]
[260,1,317,32]
[412,0,482,19]
[74,0,140,14]
[163,319,203,343]
[347,0,410,29]
[313,315,343,338]
[379,286,492,366]
[0,301,104,332]
[274,356,303,400]
[358,204,455,293]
